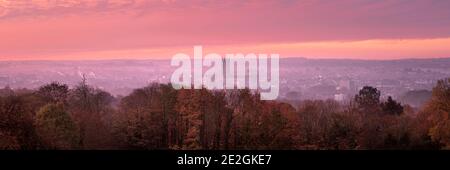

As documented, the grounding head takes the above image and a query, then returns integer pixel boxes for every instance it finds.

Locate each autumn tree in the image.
[68,78,115,149]
[258,102,298,149]
[423,78,450,148]
[36,82,69,104]
[325,112,360,149]
[225,89,266,149]
[1,80,447,150]
[0,94,40,149]
[113,83,177,149]
[174,88,211,149]
[35,103,79,149]
[159,84,179,148]
[209,91,232,149]
[296,100,359,149]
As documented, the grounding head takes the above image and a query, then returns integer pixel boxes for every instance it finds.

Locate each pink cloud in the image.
[0,0,450,60]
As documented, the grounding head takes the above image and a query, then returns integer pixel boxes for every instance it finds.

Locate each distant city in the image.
[1,58,449,108]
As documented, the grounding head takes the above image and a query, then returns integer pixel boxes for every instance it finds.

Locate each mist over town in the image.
[1,58,448,108]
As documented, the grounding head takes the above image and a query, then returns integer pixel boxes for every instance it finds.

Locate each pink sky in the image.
[1,0,450,60]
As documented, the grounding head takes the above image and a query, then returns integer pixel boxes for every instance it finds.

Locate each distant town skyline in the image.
[1,0,450,60]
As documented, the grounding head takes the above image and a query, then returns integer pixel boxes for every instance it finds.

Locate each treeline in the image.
[0,78,449,150]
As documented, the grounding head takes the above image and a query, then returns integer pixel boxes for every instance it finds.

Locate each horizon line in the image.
[0,56,449,62]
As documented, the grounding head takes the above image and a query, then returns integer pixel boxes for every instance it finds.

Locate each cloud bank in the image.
[1,0,450,60]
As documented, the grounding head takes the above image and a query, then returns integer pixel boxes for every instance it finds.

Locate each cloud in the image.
[0,0,152,18]
[1,0,450,60]
[2,38,450,61]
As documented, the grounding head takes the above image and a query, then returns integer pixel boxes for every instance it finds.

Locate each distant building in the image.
[334,93,345,102]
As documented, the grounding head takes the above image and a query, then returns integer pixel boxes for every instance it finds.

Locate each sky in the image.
[1,0,450,60]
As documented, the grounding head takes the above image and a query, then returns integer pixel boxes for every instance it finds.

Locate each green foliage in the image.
[35,103,79,149]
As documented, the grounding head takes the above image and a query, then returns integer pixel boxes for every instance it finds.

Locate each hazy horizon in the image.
[1,56,450,62]
[1,57,448,108]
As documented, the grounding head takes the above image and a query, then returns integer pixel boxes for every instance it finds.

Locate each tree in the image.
[113,83,176,149]
[258,102,297,149]
[354,86,381,114]
[424,78,450,148]
[0,94,40,149]
[36,82,69,104]
[209,91,232,149]
[381,96,404,115]
[68,78,114,149]
[1,81,447,150]
[326,113,359,149]
[175,89,199,149]
[35,103,79,149]
[159,84,179,148]
[226,89,263,149]
[296,100,358,149]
